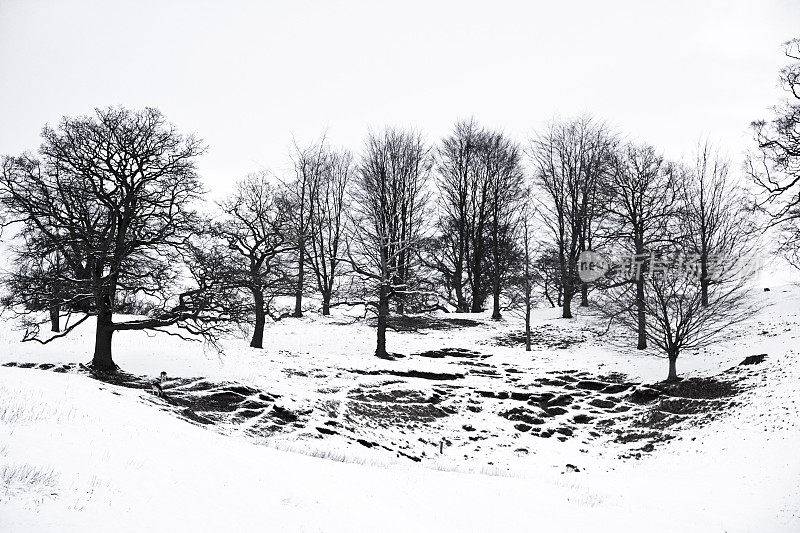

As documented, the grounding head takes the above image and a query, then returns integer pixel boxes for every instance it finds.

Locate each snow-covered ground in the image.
[1,286,799,531]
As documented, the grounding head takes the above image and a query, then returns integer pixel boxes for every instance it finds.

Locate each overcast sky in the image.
[1,0,798,199]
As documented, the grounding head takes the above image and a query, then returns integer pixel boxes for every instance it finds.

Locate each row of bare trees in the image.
[0,38,796,378]
[525,116,760,380]
[428,119,526,318]
[0,109,767,377]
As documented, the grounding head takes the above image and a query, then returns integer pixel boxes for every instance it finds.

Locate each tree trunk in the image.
[667,352,679,382]
[524,226,531,351]
[293,246,304,317]
[562,288,573,319]
[544,284,555,308]
[557,245,567,313]
[321,291,331,316]
[636,276,647,349]
[455,290,467,313]
[700,278,709,307]
[454,264,467,313]
[491,219,501,320]
[250,288,266,349]
[524,295,531,352]
[470,250,484,313]
[376,282,389,358]
[580,283,589,307]
[491,277,502,320]
[91,313,116,371]
[396,248,407,316]
[49,304,60,333]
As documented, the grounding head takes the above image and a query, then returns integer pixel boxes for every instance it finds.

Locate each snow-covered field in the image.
[1,287,799,532]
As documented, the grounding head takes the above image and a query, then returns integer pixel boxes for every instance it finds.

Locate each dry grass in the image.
[0,463,59,500]
[0,384,78,425]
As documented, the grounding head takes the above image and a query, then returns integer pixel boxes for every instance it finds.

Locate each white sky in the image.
[1,0,798,200]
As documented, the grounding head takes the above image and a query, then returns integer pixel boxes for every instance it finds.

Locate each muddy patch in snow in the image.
[490,324,587,349]
[350,368,465,380]
[375,315,484,332]
[1,362,308,435]
[415,348,488,359]
[2,355,756,465]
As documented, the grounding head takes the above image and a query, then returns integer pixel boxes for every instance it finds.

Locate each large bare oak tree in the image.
[0,107,227,371]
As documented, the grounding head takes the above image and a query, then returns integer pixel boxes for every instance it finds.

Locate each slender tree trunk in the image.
[454,262,467,313]
[92,312,116,371]
[396,248,406,315]
[293,245,304,317]
[544,281,555,308]
[580,282,589,307]
[700,245,709,307]
[524,224,531,351]
[524,281,531,352]
[470,246,484,312]
[700,278,709,307]
[558,244,570,318]
[525,304,531,351]
[491,220,502,320]
[636,276,647,349]
[491,277,502,320]
[667,351,679,382]
[49,304,60,333]
[251,288,266,348]
[376,281,389,358]
[454,285,467,313]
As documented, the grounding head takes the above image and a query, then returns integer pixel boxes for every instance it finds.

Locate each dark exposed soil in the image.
[1,361,305,432]
[492,324,586,349]
[376,316,483,332]
[651,377,739,400]
[351,368,465,380]
[740,354,767,366]
[3,350,756,463]
[415,348,487,359]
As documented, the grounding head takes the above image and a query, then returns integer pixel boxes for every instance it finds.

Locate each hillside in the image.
[0,286,798,532]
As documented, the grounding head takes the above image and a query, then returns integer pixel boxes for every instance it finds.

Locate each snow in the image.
[1,286,799,531]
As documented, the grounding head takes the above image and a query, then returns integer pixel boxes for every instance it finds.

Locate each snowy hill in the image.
[1,286,799,532]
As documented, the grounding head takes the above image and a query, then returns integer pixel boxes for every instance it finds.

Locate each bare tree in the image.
[465,137,493,313]
[482,131,525,319]
[308,148,353,315]
[607,142,677,348]
[216,173,293,348]
[600,260,754,381]
[519,201,536,351]
[530,116,613,318]
[748,38,800,267]
[432,121,522,315]
[432,119,483,312]
[287,138,327,318]
[348,128,431,358]
[0,107,228,371]
[576,137,615,308]
[682,141,756,306]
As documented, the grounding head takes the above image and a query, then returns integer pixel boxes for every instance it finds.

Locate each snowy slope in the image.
[0,286,799,531]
